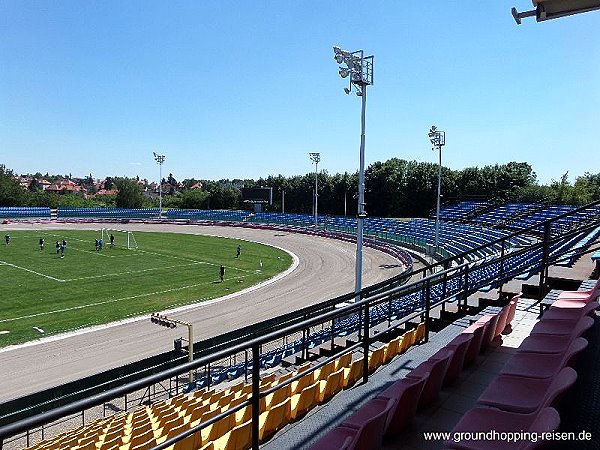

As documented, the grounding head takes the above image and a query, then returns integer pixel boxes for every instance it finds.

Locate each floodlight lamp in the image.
[335,53,344,64]
[344,87,351,95]
[339,67,350,78]
[352,71,362,82]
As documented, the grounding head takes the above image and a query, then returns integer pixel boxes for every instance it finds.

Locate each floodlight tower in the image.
[309,152,321,226]
[153,152,166,218]
[333,45,374,300]
[428,126,446,256]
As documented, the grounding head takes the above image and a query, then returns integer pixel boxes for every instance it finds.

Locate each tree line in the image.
[1,161,598,218]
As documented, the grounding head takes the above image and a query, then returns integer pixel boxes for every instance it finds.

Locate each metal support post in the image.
[251,344,260,450]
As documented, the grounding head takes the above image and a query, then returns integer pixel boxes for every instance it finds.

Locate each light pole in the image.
[150,313,194,384]
[333,46,374,300]
[153,152,165,219]
[428,126,445,256]
[309,152,320,226]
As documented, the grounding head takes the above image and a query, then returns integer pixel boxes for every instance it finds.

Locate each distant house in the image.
[46,179,85,195]
[190,182,203,190]
[38,179,51,190]
[94,189,118,196]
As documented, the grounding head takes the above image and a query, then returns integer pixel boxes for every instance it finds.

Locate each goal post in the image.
[100,228,138,249]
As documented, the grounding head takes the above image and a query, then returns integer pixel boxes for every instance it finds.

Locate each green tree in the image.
[115,178,145,208]
[0,165,26,206]
[181,189,210,209]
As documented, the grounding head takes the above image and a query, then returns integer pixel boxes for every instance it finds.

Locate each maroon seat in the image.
[342,397,396,450]
[505,294,521,328]
[517,333,578,354]
[444,407,560,450]
[309,427,357,450]
[461,322,485,366]
[541,301,597,320]
[530,316,594,336]
[310,397,396,450]
[377,375,426,436]
[476,366,577,413]
[557,279,600,301]
[406,348,453,408]
[493,304,511,339]
[475,314,499,351]
[444,333,473,385]
[500,338,588,379]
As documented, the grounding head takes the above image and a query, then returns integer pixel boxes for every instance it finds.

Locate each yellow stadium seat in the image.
[317,369,344,404]
[388,336,404,363]
[405,328,417,347]
[342,357,364,388]
[312,360,336,383]
[120,427,155,450]
[261,382,291,412]
[289,382,319,421]
[275,371,294,385]
[233,406,252,428]
[258,398,290,441]
[291,371,313,395]
[184,403,210,426]
[415,322,426,343]
[368,346,385,373]
[334,352,352,372]
[212,420,252,450]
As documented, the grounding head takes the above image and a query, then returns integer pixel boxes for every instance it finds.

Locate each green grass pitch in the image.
[0,229,293,347]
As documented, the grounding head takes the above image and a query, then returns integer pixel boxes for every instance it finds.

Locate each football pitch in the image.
[0,229,293,347]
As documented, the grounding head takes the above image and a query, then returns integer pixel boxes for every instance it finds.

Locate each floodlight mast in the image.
[153,152,166,219]
[150,313,194,383]
[309,153,321,226]
[333,45,374,301]
[428,126,445,257]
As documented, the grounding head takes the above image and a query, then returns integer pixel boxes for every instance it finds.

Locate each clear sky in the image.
[1,1,598,185]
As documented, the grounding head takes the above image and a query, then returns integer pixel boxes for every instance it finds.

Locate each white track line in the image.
[0,275,250,324]
[0,260,64,282]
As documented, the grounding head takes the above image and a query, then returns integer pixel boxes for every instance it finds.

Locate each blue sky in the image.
[1,1,598,185]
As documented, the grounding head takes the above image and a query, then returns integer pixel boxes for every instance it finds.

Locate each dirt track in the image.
[0,222,406,402]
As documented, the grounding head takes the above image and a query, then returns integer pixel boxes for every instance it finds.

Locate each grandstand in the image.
[0,200,599,450]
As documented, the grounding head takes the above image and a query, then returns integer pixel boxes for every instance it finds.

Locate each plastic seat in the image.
[377,375,426,435]
[335,352,353,371]
[313,360,336,383]
[493,304,511,339]
[444,407,560,450]
[213,420,251,450]
[368,346,385,373]
[501,338,588,379]
[505,295,521,327]
[474,314,498,352]
[290,370,313,394]
[289,381,319,420]
[414,322,426,343]
[517,334,570,354]
[461,322,485,366]
[343,358,364,389]
[261,381,291,412]
[406,348,453,408]
[382,336,402,363]
[258,398,290,441]
[443,333,473,385]
[477,366,577,413]
[310,397,396,450]
[531,316,594,336]
[541,301,597,320]
[317,368,344,403]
